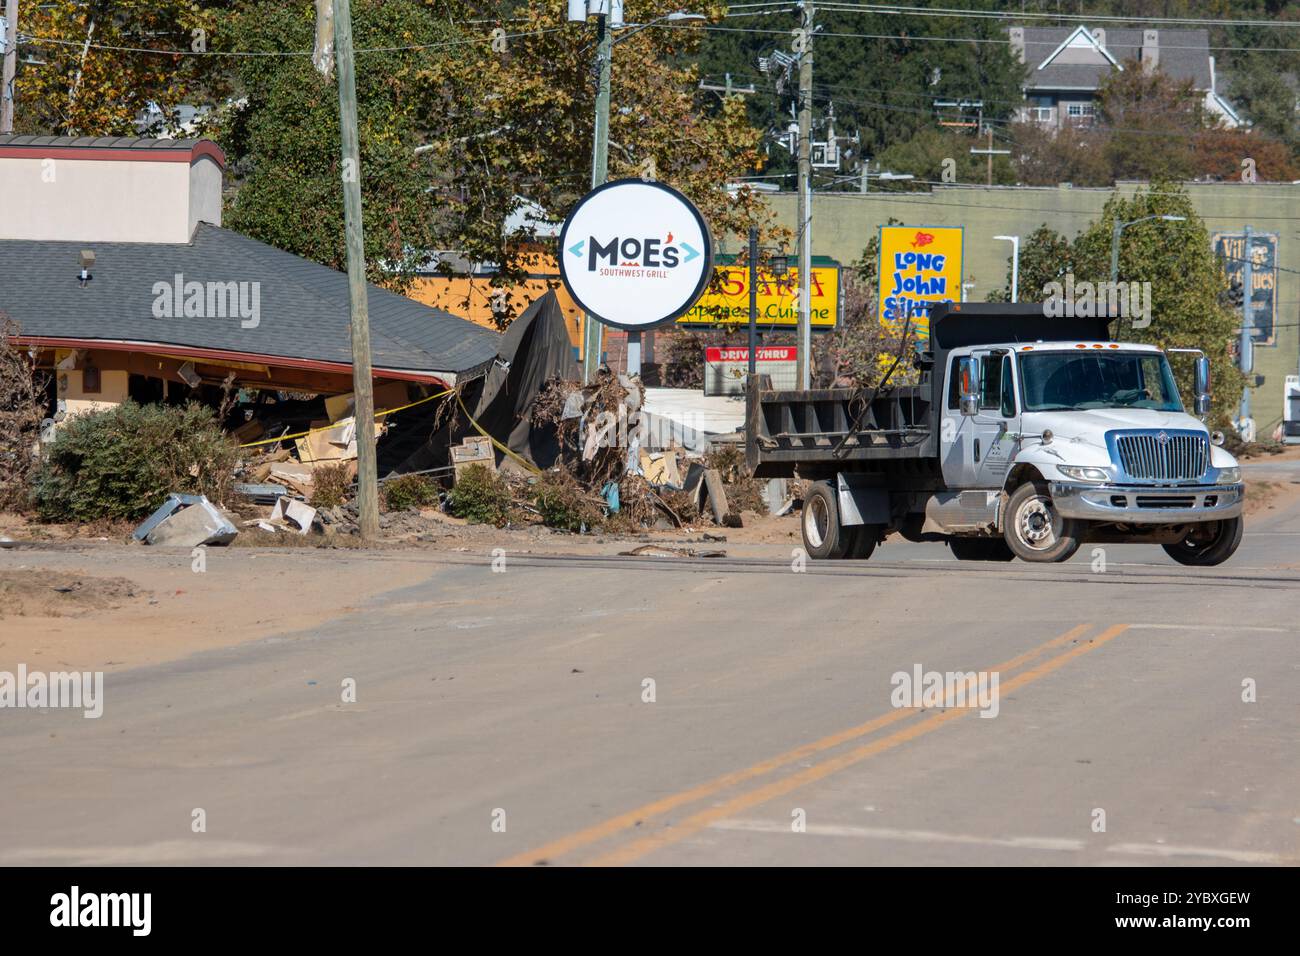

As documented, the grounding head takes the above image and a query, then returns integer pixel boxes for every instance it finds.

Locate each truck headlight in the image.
[1216,466,1240,483]
[1059,465,1109,482]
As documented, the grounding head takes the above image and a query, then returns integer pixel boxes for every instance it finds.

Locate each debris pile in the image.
[526,369,782,533]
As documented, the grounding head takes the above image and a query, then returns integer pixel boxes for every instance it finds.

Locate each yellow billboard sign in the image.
[677,262,840,328]
[877,226,963,340]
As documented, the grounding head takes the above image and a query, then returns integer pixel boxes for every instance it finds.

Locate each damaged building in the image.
[0,135,500,471]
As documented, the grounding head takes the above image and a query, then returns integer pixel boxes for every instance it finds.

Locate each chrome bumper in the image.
[1048,482,1244,524]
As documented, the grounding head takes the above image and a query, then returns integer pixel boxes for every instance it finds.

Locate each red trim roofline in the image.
[5,335,448,386]
[0,140,225,169]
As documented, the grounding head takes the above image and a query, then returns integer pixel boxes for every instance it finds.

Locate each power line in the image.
[18,25,567,57]
[814,3,1300,31]
[657,22,1300,55]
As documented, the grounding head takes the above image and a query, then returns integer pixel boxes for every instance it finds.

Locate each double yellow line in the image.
[498,622,1129,867]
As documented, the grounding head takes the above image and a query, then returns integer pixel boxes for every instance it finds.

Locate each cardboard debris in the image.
[231,419,265,443]
[134,494,238,548]
[452,435,496,480]
[269,462,315,496]
[270,497,317,534]
[295,417,358,464]
[324,382,410,424]
[640,449,682,488]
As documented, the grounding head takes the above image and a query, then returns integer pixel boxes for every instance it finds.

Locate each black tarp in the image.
[467,290,580,468]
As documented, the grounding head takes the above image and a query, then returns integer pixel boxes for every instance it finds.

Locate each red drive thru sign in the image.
[704,345,797,396]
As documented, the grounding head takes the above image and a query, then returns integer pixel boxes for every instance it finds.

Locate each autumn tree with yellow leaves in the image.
[13,0,218,136]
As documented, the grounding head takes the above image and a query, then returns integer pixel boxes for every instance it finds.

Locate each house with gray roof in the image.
[0,135,498,416]
[1010,26,1241,131]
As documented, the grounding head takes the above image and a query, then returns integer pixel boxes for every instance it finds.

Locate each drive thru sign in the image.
[558,179,713,331]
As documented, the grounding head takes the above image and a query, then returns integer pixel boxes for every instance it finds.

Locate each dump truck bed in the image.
[745,377,937,478]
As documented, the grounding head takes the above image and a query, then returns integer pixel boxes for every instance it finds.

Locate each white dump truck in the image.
[746,303,1244,565]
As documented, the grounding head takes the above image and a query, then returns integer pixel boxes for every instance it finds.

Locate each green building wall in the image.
[761,183,1300,434]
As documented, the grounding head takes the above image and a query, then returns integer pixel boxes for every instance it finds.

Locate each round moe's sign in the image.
[558,179,713,331]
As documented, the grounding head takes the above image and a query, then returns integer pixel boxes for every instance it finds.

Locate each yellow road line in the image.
[497,622,1095,867]
[588,623,1129,866]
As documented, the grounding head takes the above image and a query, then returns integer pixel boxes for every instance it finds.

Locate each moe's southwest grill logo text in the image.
[568,231,702,280]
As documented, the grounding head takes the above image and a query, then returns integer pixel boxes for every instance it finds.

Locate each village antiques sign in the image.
[558,179,713,331]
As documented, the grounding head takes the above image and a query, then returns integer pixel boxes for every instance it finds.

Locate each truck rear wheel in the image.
[801,480,852,560]
[1161,517,1243,566]
[1003,481,1081,563]
[948,537,1016,562]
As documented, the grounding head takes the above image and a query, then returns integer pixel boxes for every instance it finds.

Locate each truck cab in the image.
[939,339,1243,563]
[746,303,1245,566]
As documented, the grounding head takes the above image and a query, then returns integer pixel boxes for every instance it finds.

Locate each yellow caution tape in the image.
[237,388,454,449]
[455,391,541,474]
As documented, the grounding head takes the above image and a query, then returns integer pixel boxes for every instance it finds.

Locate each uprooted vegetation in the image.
[521,369,771,533]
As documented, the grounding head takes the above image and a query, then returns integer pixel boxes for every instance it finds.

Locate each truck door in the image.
[970,350,1018,488]
[942,350,1018,490]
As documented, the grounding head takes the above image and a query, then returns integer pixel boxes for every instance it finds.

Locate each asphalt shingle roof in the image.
[0,135,209,151]
[0,223,500,381]
[1022,27,1213,92]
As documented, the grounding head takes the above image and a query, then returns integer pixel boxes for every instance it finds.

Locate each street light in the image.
[1110,215,1185,284]
[573,3,705,381]
[993,234,1019,303]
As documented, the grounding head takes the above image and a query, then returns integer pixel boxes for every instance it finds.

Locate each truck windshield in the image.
[1019,351,1184,412]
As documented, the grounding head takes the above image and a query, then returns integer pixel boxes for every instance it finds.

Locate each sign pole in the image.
[1240,224,1254,430]
[747,227,759,383]
[582,11,613,383]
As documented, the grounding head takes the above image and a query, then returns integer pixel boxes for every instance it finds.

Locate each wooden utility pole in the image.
[1,0,19,134]
[795,0,814,390]
[969,126,1009,187]
[332,0,379,539]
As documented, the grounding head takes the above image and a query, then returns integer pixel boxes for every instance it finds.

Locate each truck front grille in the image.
[1115,432,1208,481]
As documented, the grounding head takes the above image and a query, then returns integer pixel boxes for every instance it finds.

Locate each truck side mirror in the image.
[958,356,979,417]
[1194,356,1211,417]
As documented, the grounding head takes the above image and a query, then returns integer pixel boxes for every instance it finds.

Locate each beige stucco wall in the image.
[56,368,130,419]
[0,157,214,243]
[763,182,1300,432]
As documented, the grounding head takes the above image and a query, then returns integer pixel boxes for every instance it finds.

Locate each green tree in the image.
[420,0,776,279]
[874,126,1015,190]
[216,1,449,289]
[1096,62,1204,182]
[15,0,220,135]
[696,2,1026,182]
[987,224,1075,302]
[1008,184,1245,426]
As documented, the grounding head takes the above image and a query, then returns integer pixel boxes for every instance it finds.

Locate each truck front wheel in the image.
[801,480,853,560]
[1161,517,1243,566]
[1003,482,1081,563]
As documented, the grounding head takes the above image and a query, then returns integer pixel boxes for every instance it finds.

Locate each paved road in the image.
[2,496,1298,866]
